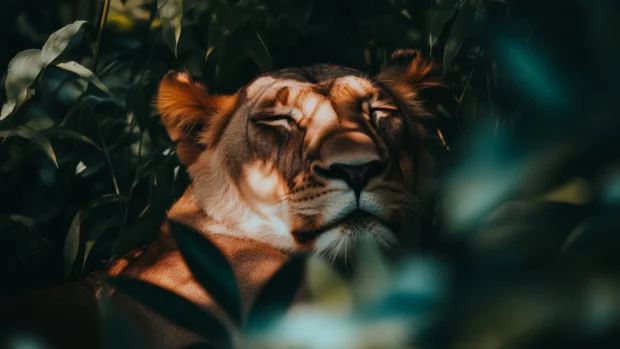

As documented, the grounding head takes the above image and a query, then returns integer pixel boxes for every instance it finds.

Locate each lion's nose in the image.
[314,160,385,196]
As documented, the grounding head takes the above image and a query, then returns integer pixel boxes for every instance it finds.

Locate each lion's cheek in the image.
[242,161,287,203]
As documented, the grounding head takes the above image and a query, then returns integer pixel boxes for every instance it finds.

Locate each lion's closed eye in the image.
[252,114,297,130]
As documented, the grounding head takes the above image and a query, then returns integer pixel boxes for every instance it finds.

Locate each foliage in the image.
[2,0,620,348]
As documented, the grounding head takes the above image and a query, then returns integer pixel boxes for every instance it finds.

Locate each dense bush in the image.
[1,0,620,348]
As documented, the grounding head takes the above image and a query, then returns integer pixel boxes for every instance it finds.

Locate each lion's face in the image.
[158,50,439,261]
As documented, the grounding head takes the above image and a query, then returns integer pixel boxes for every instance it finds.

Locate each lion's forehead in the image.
[242,75,387,119]
[226,74,402,160]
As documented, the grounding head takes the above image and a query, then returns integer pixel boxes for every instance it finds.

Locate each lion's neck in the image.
[188,160,296,250]
[167,186,273,244]
[165,186,214,235]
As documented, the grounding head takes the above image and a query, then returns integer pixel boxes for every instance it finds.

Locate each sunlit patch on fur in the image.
[244,160,286,203]
[245,77,278,99]
[189,150,297,251]
[175,72,191,84]
[331,76,374,97]
[305,101,339,150]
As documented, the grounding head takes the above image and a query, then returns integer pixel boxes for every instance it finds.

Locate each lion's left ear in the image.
[376,49,442,106]
[157,71,236,165]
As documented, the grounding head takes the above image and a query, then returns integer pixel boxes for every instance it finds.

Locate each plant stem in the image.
[97,123,120,196]
[93,0,112,74]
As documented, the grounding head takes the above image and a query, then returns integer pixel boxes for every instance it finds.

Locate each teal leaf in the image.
[157,0,183,56]
[106,276,232,348]
[169,220,243,326]
[41,20,89,66]
[1,49,44,120]
[350,239,391,308]
[0,126,58,167]
[55,61,110,94]
[246,254,307,333]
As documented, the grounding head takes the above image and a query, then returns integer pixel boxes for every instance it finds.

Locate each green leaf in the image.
[42,127,101,150]
[1,21,90,119]
[443,0,479,75]
[135,151,168,183]
[83,216,122,269]
[87,194,125,210]
[158,0,183,56]
[112,217,160,258]
[63,211,86,279]
[244,30,273,73]
[126,84,160,140]
[246,254,307,333]
[0,215,36,231]
[206,12,221,61]
[427,0,459,52]
[206,4,248,63]
[41,20,89,66]
[169,220,243,326]
[106,276,232,348]
[1,49,44,120]
[388,0,412,20]
[0,126,58,167]
[56,61,110,94]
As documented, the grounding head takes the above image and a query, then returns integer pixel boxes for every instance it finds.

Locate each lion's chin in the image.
[314,215,397,264]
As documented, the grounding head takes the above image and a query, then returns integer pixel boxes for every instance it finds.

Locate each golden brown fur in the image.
[0,50,440,349]
[101,50,440,347]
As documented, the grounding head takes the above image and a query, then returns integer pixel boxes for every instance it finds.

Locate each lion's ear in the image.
[377,49,442,103]
[156,71,235,165]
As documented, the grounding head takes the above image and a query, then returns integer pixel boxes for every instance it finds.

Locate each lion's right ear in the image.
[157,71,235,165]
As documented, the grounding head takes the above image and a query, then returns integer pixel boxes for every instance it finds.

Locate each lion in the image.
[0,49,440,349]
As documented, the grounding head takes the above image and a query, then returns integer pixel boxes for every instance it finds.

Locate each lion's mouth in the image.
[292,210,394,244]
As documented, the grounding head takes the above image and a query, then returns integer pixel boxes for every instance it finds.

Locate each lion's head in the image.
[157,50,440,261]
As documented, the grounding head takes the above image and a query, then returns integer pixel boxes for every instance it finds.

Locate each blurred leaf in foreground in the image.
[170,220,243,326]
[106,276,233,347]
[246,254,307,333]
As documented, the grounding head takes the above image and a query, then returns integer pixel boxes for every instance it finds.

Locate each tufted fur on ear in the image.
[157,71,236,165]
[377,50,442,200]
[376,49,442,117]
